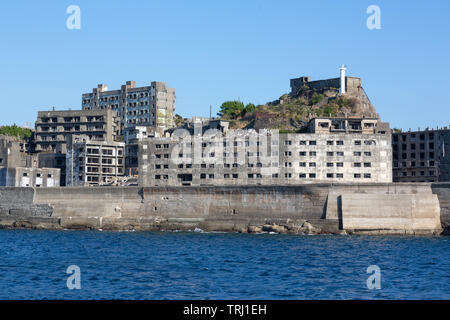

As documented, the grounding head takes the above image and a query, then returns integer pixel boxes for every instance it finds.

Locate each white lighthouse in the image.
[339,64,346,95]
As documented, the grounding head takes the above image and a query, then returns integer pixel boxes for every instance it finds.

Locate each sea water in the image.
[0,230,448,299]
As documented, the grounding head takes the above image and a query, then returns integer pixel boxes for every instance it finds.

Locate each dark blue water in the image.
[0,230,448,299]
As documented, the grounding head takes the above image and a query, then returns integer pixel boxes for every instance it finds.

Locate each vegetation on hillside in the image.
[215,88,360,130]
[174,114,184,127]
[0,124,32,140]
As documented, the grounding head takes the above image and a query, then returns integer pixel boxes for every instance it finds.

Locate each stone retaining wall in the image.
[0,183,448,235]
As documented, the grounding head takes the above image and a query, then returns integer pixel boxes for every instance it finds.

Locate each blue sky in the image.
[0,0,449,130]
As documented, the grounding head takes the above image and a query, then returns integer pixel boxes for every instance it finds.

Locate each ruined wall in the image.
[32,185,332,232]
[0,187,57,228]
[290,77,361,96]
[431,183,450,234]
[0,183,447,235]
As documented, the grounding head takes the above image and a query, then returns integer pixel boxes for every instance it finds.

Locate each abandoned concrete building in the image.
[124,126,159,176]
[35,109,121,154]
[138,117,392,186]
[82,81,176,130]
[392,128,450,182]
[66,136,125,186]
[290,65,378,118]
[0,135,60,187]
[34,109,121,185]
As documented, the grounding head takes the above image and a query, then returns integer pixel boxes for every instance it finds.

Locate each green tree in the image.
[0,124,32,140]
[217,101,245,119]
[241,103,256,116]
[311,93,324,105]
[174,114,184,127]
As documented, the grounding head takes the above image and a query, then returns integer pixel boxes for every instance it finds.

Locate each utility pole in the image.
[209,104,212,120]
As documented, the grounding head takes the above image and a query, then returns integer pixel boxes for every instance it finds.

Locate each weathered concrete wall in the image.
[0,187,58,229]
[341,193,441,235]
[431,183,450,234]
[325,183,442,235]
[32,185,333,233]
[0,183,448,235]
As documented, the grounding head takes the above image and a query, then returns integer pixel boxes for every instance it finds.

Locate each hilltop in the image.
[215,74,379,132]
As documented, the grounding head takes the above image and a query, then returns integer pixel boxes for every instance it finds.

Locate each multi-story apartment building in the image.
[0,135,60,187]
[35,109,121,153]
[81,81,176,130]
[123,126,158,176]
[66,136,125,186]
[34,109,121,186]
[0,167,60,187]
[392,128,450,182]
[138,117,392,186]
[0,135,37,168]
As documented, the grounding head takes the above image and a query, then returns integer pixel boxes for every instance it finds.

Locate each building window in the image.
[336,162,344,167]
[309,173,316,178]
[309,162,316,167]
[326,173,334,178]
[299,162,306,167]
[354,162,361,167]
[309,151,316,157]
[354,140,361,145]
[354,174,361,178]
[336,173,344,178]
[299,173,306,178]
[327,162,333,167]
[327,141,334,145]
[309,141,316,145]
[336,140,344,145]
[364,173,371,179]
[364,162,371,167]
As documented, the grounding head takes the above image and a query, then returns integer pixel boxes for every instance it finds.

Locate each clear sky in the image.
[0,0,449,130]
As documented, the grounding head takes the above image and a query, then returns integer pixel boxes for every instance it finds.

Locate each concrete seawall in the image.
[432,183,450,235]
[0,183,448,235]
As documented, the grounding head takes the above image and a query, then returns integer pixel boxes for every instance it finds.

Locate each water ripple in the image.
[0,230,448,299]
